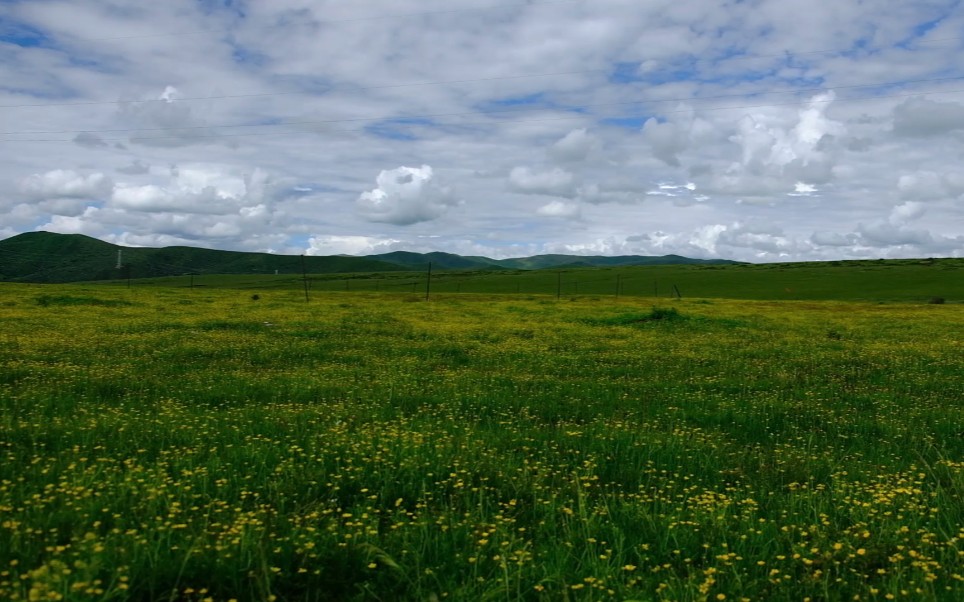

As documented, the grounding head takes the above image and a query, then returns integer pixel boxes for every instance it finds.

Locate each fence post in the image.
[425,262,432,301]
[301,255,310,303]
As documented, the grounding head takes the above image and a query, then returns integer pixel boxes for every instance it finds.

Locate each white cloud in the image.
[857,222,936,248]
[810,231,857,247]
[3,0,964,262]
[642,118,688,167]
[892,97,964,137]
[117,86,226,147]
[575,182,645,205]
[889,201,925,225]
[110,166,269,214]
[19,170,114,201]
[897,171,964,202]
[536,200,581,218]
[116,160,151,175]
[508,166,576,197]
[306,235,401,256]
[547,128,600,163]
[38,207,106,236]
[73,132,108,149]
[356,165,458,225]
[789,182,818,196]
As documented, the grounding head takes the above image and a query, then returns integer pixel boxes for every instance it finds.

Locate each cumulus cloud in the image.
[642,118,688,167]
[356,165,458,225]
[543,221,805,261]
[536,200,581,218]
[20,170,114,200]
[116,160,151,175]
[641,108,717,168]
[857,222,936,248]
[889,201,925,225]
[117,86,224,147]
[810,231,857,247]
[575,182,644,205]
[305,235,402,256]
[38,207,106,236]
[708,93,845,198]
[897,171,964,202]
[788,182,818,197]
[717,222,795,255]
[547,128,600,163]
[508,166,576,197]
[73,133,108,148]
[111,166,270,214]
[811,218,964,256]
[892,97,964,137]
[5,1,964,261]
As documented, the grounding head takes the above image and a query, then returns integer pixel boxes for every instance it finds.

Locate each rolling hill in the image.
[0,232,406,283]
[493,253,738,270]
[0,231,743,283]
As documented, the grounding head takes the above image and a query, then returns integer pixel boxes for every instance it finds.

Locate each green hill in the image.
[365,252,740,271]
[0,232,406,283]
[0,232,743,283]
[494,253,740,270]
[367,251,506,270]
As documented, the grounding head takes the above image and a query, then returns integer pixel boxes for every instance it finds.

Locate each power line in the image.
[5,84,963,144]
[0,68,607,109]
[3,73,963,139]
[60,0,584,42]
[1,36,959,110]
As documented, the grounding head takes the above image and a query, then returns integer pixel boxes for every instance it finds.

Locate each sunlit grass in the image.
[1,285,962,600]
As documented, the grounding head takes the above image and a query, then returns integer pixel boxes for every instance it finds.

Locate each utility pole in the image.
[116,249,122,269]
[425,262,432,301]
[300,255,310,303]
[556,272,562,300]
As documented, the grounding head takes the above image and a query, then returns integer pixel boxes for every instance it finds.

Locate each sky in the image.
[2,0,964,262]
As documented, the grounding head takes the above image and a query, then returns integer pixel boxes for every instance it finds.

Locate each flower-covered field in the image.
[1,285,962,601]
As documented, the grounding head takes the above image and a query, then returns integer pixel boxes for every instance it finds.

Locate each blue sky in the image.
[1,0,964,261]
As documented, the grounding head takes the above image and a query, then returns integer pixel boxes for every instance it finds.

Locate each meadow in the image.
[100,258,964,304]
[1,283,962,601]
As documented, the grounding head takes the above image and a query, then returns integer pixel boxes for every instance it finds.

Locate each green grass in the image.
[1,284,962,601]
[90,258,964,304]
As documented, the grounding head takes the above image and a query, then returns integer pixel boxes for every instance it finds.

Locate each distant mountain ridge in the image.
[366,251,738,270]
[0,231,738,283]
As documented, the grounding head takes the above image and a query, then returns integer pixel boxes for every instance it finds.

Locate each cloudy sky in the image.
[2,0,964,262]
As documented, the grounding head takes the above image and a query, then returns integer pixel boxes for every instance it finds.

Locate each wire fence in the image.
[97,269,687,300]
[5,245,960,303]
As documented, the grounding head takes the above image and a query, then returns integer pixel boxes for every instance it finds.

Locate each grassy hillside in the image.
[367,250,506,270]
[0,231,405,283]
[0,230,120,282]
[1,285,961,600]
[496,253,739,269]
[1,232,738,283]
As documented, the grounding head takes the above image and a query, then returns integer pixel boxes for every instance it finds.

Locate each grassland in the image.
[1,284,962,601]
[97,258,964,304]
